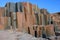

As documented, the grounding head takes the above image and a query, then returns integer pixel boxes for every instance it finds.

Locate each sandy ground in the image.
[1,30,60,40]
[0,30,48,40]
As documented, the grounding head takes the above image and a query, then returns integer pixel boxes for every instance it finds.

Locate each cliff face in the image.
[0,2,60,38]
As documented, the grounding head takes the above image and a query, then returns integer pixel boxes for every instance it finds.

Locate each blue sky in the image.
[0,0,60,13]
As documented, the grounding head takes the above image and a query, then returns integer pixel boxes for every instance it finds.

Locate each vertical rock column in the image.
[11,12,17,31]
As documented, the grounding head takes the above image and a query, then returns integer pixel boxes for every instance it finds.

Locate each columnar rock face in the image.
[0,7,8,30]
[0,2,60,37]
[0,7,5,24]
[51,12,60,32]
[51,12,60,25]
[0,7,5,17]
